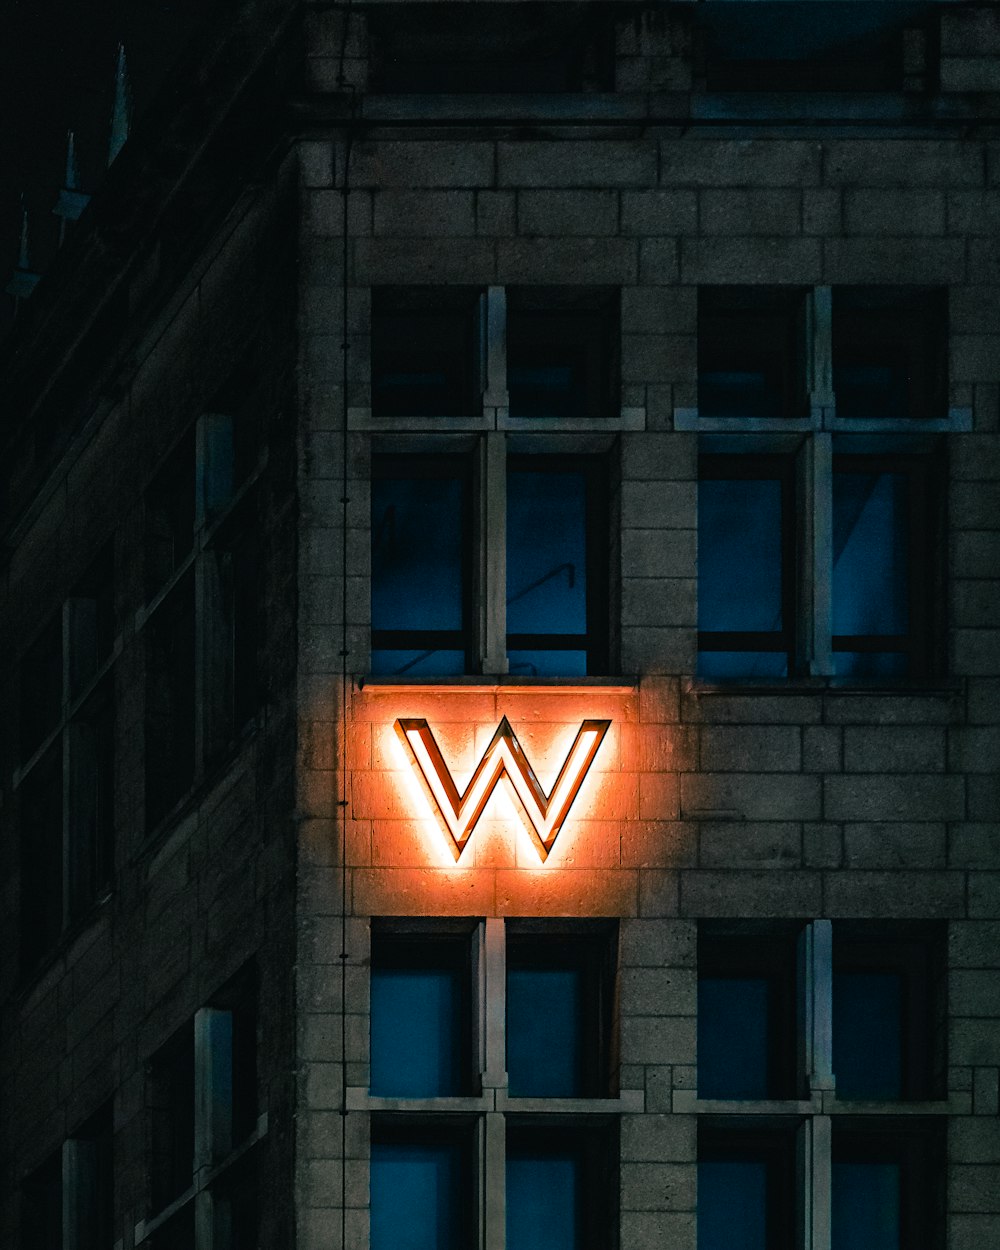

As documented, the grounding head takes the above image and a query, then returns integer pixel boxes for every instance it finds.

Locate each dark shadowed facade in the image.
[1,3,999,1248]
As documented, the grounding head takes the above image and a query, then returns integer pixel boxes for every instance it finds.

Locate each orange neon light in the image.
[394,717,610,862]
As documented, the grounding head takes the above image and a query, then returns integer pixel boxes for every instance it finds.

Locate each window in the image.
[368,920,619,1249]
[506,1121,616,1250]
[370,1120,475,1250]
[507,288,619,421]
[506,923,616,1097]
[832,287,948,422]
[697,455,795,681]
[16,548,115,976]
[694,285,948,684]
[370,926,477,1097]
[693,921,946,1250]
[370,456,472,676]
[833,923,943,1101]
[142,970,260,1249]
[698,2,922,94]
[367,4,614,94]
[698,1122,797,1250]
[22,1105,114,1250]
[697,924,802,1100]
[371,446,609,677]
[832,1120,943,1250]
[698,287,809,420]
[142,388,260,830]
[371,288,483,418]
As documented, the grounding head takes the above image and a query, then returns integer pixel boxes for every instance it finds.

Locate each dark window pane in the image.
[371,1136,468,1250]
[369,4,613,93]
[19,746,64,971]
[145,578,196,829]
[507,289,618,419]
[697,651,788,681]
[699,927,800,1099]
[833,472,908,637]
[832,1163,900,1250]
[507,470,587,636]
[698,1160,767,1250]
[508,966,584,1096]
[20,616,62,763]
[507,1146,579,1250]
[372,472,465,633]
[372,288,481,417]
[699,477,784,632]
[69,544,114,699]
[507,929,613,1098]
[698,977,770,1099]
[22,1153,62,1250]
[701,2,907,93]
[507,650,588,678]
[699,288,807,419]
[68,685,115,918]
[149,1026,195,1212]
[370,649,466,677]
[145,433,195,596]
[148,1206,195,1250]
[371,936,470,1097]
[833,287,947,420]
[833,972,902,1099]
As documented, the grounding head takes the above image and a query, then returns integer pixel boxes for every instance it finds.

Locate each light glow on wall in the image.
[395,716,610,862]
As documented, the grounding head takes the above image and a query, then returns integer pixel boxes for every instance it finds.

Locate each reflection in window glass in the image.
[371,1139,466,1250]
[698,977,770,1099]
[833,972,903,1099]
[373,476,465,633]
[507,965,585,1096]
[507,1145,579,1250]
[698,1160,767,1250]
[371,948,468,1097]
[832,1162,900,1250]
[507,470,587,636]
[833,471,908,638]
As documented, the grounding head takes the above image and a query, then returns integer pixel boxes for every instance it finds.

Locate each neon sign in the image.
[395,716,610,862]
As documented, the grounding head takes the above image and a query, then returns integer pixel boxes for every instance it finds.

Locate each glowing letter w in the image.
[395,717,610,862]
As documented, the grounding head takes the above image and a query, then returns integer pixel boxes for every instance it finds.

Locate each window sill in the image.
[351,1088,643,1114]
[675,1092,963,1116]
[687,678,962,698]
[359,675,638,695]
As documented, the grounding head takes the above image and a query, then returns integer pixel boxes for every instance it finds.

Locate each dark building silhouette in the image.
[1,3,999,1248]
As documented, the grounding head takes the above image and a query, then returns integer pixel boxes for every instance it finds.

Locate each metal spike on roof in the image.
[108,42,132,166]
[54,130,91,235]
[6,199,41,300]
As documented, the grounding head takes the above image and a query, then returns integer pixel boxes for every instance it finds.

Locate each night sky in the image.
[0,0,217,329]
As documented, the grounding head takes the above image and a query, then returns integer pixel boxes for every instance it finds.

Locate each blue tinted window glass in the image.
[833,972,902,1099]
[832,1163,900,1250]
[833,472,908,637]
[507,1149,578,1250]
[699,478,783,632]
[698,651,788,680]
[507,650,588,678]
[832,651,908,679]
[507,471,587,636]
[507,967,584,1096]
[698,1161,768,1250]
[372,475,464,632]
[371,967,463,1096]
[370,650,466,677]
[508,365,576,419]
[371,1140,464,1250]
[698,978,769,1098]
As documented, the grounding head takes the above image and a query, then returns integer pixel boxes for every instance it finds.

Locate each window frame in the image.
[697,1119,799,1250]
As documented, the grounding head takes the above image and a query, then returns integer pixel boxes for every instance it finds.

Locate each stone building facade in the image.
[1,2,999,1249]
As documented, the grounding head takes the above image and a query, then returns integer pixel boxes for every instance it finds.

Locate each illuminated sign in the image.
[395,716,610,862]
